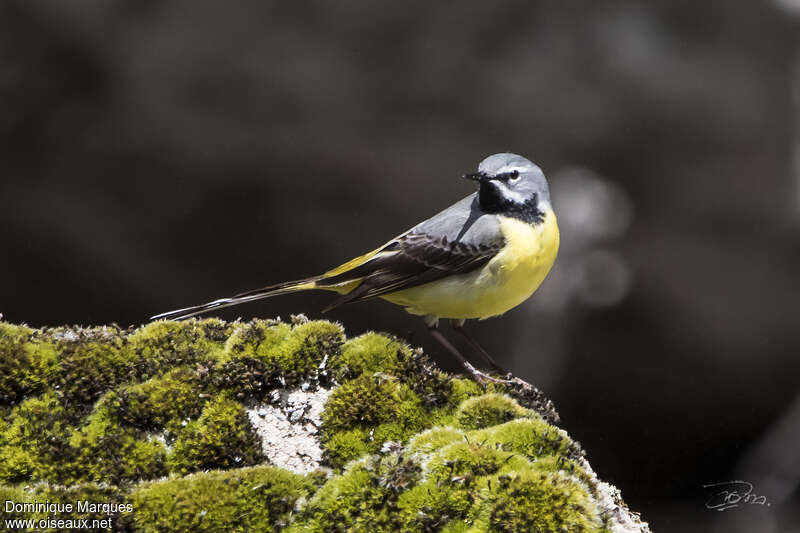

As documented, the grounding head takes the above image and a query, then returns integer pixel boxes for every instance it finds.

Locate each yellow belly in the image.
[381,208,560,319]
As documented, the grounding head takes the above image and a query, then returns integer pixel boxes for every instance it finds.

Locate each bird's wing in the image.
[317,195,505,310]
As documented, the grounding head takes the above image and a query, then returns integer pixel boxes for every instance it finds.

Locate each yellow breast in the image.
[382,208,560,319]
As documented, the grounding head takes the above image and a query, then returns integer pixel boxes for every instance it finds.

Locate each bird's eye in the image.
[495,171,519,182]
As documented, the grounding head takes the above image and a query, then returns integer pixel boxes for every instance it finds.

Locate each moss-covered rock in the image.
[224,318,344,387]
[66,403,169,485]
[456,393,532,430]
[51,325,135,409]
[129,465,314,533]
[169,395,265,475]
[332,332,412,380]
[320,373,427,467]
[105,366,209,438]
[0,392,74,484]
[127,319,233,381]
[1,482,129,532]
[0,317,649,532]
[489,469,602,532]
[0,323,59,406]
[292,417,601,532]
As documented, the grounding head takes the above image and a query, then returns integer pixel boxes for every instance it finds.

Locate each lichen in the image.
[0,317,649,532]
[246,386,331,474]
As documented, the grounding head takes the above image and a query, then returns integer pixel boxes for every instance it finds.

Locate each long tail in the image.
[150,277,322,321]
[151,241,393,321]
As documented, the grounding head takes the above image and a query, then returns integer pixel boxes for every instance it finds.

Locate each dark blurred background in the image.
[2,1,799,531]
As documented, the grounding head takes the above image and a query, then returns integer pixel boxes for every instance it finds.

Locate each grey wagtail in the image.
[152,153,559,384]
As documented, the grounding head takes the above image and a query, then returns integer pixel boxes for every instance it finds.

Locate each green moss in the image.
[530,455,598,498]
[129,465,313,533]
[298,402,599,532]
[0,320,234,411]
[408,427,465,454]
[223,320,291,362]
[391,441,526,531]
[447,378,483,407]
[128,319,233,381]
[66,403,168,485]
[0,446,35,484]
[371,422,411,446]
[322,374,425,434]
[0,484,28,522]
[489,470,601,532]
[471,418,577,461]
[0,323,59,406]
[294,449,474,532]
[322,427,372,469]
[288,462,392,532]
[0,392,72,484]
[1,392,167,485]
[305,440,596,532]
[0,482,130,532]
[427,442,511,478]
[426,406,458,427]
[321,373,426,467]
[49,325,138,409]
[168,395,265,475]
[371,449,422,492]
[266,320,344,385]
[222,319,344,387]
[332,332,410,380]
[0,441,35,484]
[105,366,208,438]
[212,319,344,402]
[394,481,476,532]
[456,393,531,430]
[0,317,638,532]
[394,347,454,409]
[331,332,453,409]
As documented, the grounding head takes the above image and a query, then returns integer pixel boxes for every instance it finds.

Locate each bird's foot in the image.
[461,364,559,422]
[462,361,487,387]
[463,363,533,390]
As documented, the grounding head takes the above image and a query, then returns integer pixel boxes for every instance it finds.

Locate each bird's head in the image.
[464,153,551,219]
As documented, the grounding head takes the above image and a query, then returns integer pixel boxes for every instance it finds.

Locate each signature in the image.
[703,480,771,511]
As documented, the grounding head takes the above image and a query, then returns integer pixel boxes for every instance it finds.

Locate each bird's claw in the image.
[464,364,534,391]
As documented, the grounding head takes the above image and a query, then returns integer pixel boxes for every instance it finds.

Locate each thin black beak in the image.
[463,171,489,182]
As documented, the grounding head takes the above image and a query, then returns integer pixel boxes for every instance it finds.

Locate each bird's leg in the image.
[427,322,485,386]
[426,317,510,387]
[450,319,508,375]
[450,319,538,391]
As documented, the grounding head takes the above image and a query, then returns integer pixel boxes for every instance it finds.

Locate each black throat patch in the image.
[478,182,545,224]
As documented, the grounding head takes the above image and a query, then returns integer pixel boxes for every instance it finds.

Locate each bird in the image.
[152,153,560,384]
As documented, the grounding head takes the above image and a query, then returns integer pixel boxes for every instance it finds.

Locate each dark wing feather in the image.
[318,231,504,311]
